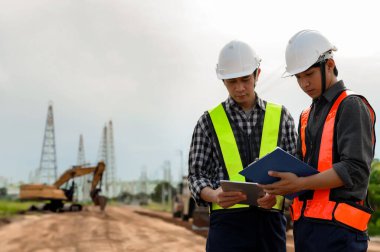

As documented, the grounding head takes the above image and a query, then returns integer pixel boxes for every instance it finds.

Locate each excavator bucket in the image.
[91,192,108,211]
[90,184,108,212]
[98,196,108,211]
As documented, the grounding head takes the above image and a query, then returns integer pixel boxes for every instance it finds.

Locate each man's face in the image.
[295,59,336,99]
[295,67,322,99]
[224,73,258,110]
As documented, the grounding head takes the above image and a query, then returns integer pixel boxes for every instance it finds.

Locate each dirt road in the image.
[1,205,380,252]
[0,205,206,252]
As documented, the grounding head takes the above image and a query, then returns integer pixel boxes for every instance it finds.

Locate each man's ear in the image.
[255,68,261,80]
[326,59,335,70]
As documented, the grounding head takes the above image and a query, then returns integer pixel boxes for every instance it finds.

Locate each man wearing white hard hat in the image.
[188,40,297,251]
[260,30,376,251]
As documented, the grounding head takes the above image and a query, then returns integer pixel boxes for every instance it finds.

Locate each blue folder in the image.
[239,147,319,199]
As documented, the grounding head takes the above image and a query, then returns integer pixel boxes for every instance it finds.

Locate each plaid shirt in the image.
[188,95,298,206]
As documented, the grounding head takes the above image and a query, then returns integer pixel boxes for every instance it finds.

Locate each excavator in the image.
[19,161,108,212]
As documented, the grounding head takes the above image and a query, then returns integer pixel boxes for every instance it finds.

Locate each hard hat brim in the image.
[282,48,337,78]
[216,68,257,80]
[281,71,293,78]
[281,65,309,78]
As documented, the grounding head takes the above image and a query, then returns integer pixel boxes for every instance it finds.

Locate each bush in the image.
[369,222,380,236]
[369,160,380,236]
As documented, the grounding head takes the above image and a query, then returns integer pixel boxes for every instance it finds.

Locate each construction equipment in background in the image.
[19,161,108,212]
[172,176,209,229]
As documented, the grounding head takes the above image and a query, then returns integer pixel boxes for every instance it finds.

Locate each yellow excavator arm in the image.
[91,161,106,192]
[53,167,96,188]
[89,162,107,211]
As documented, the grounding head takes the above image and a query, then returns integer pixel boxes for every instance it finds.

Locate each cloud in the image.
[1,0,379,183]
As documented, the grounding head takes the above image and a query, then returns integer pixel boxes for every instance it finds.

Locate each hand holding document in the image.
[220,180,265,206]
[239,147,319,199]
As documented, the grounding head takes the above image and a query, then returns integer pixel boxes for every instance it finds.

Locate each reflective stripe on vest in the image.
[290,90,376,232]
[209,102,283,211]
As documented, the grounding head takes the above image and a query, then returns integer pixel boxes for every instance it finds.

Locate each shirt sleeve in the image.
[188,114,215,206]
[280,106,298,156]
[332,96,374,196]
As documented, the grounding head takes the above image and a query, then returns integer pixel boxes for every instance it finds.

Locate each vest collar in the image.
[314,80,346,103]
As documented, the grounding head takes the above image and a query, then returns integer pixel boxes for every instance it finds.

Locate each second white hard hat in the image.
[283,30,337,77]
[216,40,261,80]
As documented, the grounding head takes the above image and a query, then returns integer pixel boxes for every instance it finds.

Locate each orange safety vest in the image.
[290,90,376,232]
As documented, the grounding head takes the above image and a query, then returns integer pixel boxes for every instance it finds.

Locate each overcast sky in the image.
[1,0,379,184]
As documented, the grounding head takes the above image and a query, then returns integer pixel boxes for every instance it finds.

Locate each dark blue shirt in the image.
[297,80,375,201]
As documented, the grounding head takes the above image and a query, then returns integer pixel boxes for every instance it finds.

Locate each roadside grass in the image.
[143,201,172,213]
[0,200,35,217]
[0,196,119,217]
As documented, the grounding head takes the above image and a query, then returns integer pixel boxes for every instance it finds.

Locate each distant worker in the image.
[260,30,376,252]
[188,40,297,252]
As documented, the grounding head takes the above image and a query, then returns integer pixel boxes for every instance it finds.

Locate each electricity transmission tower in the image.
[97,120,117,198]
[77,134,86,165]
[107,121,116,196]
[37,102,58,184]
[76,134,91,201]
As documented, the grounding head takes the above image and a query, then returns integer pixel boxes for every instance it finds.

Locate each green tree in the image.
[369,159,380,210]
[0,188,7,198]
[151,182,176,203]
[116,191,133,203]
[368,159,380,235]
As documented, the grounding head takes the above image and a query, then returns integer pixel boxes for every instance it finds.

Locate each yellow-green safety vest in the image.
[209,102,284,211]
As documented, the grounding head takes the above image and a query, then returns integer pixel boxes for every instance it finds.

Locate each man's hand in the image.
[259,171,304,196]
[213,187,247,208]
[257,193,277,209]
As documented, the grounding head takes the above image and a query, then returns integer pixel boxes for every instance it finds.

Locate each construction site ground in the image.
[0,205,380,252]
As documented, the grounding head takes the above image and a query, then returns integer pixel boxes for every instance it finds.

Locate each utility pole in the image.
[161,164,166,207]
[140,166,148,205]
[167,161,172,208]
[178,149,184,181]
[162,160,172,209]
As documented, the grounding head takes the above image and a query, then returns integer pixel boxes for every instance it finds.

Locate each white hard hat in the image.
[216,40,261,80]
[283,30,337,77]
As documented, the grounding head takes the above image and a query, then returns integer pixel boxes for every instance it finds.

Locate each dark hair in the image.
[333,66,338,76]
[253,68,258,77]
[309,61,338,77]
